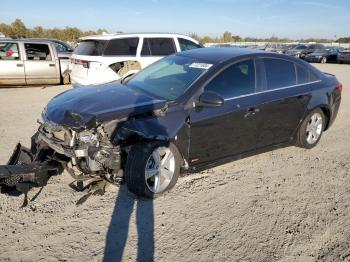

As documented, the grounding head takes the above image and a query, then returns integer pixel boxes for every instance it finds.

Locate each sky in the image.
[0,0,349,39]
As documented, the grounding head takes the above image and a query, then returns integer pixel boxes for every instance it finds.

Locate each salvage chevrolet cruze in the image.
[0,48,342,198]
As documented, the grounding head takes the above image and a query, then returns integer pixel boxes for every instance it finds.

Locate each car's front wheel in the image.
[296,108,325,149]
[125,141,181,198]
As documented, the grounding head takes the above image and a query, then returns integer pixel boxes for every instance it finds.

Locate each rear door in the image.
[0,42,25,85]
[138,37,177,68]
[258,58,313,146]
[23,43,59,84]
[189,59,264,164]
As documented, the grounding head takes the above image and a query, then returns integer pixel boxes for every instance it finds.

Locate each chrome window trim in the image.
[224,80,322,101]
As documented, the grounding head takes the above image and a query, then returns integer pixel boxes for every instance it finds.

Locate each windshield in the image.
[126,55,212,100]
[294,45,307,50]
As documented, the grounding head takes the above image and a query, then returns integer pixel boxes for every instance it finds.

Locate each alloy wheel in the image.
[145,147,175,193]
[306,112,323,145]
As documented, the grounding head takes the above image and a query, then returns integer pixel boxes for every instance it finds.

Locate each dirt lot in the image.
[0,64,350,262]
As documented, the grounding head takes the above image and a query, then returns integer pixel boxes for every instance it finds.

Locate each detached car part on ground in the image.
[0,48,342,200]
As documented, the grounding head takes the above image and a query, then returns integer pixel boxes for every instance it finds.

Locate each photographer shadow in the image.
[103,185,154,262]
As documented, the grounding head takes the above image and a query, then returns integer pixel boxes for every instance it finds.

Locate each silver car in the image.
[0,39,71,85]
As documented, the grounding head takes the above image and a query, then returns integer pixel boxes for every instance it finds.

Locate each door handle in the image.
[245,107,260,118]
[17,63,24,67]
[49,64,56,67]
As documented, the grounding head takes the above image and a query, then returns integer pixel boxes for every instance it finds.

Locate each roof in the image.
[80,32,197,41]
[177,47,266,63]
[0,38,54,44]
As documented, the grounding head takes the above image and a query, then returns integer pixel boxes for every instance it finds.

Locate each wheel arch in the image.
[305,104,330,131]
[113,117,190,169]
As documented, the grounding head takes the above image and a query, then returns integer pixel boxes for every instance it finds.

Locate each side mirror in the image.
[197,91,224,108]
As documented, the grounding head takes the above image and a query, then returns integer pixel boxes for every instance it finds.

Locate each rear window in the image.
[141,38,176,56]
[263,58,296,90]
[74,40,107,56]
[104,38,139,56]
[178,38,202,51]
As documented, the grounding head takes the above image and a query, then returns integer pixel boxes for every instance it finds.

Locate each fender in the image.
[113,110,190,162]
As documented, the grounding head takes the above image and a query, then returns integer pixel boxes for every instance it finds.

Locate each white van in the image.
[70,33,202,85]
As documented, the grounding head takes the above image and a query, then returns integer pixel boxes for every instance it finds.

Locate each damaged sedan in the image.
[0,48,342,199]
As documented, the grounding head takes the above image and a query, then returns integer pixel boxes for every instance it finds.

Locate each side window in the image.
[205,59,255,99]
[178,38,202,51]
[296,64,319,84]
[263,58,296,90]
[296,65,309,84]
[25,43,52,61]
[141,39,151,56]
[104,38,139,56]
[0,42,20,60]
[141,38,176,56]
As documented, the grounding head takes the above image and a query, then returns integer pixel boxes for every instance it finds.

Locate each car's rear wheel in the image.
[125,141,181,198]
[296,108,325,149]
[321,57,327,64]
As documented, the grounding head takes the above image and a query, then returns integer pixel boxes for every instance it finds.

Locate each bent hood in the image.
[44,81,167,130]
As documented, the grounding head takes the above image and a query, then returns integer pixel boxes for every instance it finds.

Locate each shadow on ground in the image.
[103,185,154,262]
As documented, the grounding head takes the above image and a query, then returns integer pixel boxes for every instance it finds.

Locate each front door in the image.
[0,42,25,85]
[189,59,263,165]
[23,43,59,85]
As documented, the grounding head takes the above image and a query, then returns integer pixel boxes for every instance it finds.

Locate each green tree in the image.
[222,31,232,42]
[10,19,27,38]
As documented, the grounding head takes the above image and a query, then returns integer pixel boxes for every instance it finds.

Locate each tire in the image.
[125,141,182,198]
[321,57,327,64]
[296,108,326,149]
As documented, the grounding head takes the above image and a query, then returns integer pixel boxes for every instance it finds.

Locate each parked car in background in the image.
[263,43,286,53]
[0,39,70,85]
[286,44,325,59]
[23,38,74,59]
[70,33,202,85]
[304,47,340,63]
[338,49,350,64]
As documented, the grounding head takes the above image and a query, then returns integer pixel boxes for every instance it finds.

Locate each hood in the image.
[286,49,302,55]
[44,82,167,130]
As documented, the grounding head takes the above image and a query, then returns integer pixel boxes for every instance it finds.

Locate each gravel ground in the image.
[0,64,349,262]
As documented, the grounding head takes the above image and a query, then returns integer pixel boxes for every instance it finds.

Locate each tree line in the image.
[1,19,349,44]
[0,19,108,42]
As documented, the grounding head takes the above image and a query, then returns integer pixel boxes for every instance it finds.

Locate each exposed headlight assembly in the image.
[78,132,98,144]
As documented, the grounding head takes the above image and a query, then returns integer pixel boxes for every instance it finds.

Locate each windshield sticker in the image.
[189,63,213,70]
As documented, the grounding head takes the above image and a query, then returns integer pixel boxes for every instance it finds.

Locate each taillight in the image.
[72,58,90,68]
[336,83,343,94]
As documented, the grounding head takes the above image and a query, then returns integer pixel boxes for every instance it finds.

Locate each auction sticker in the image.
[189,63,213,70]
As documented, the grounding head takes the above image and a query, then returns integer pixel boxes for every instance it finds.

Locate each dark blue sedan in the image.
[0,47,343,198]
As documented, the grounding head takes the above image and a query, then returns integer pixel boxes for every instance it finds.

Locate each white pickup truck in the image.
[0,39,71,86]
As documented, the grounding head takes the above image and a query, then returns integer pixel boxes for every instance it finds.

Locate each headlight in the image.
[40,107,48,123]
[78,132,98,144]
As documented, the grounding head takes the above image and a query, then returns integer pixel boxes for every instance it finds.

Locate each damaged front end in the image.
[0,117,124,204]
